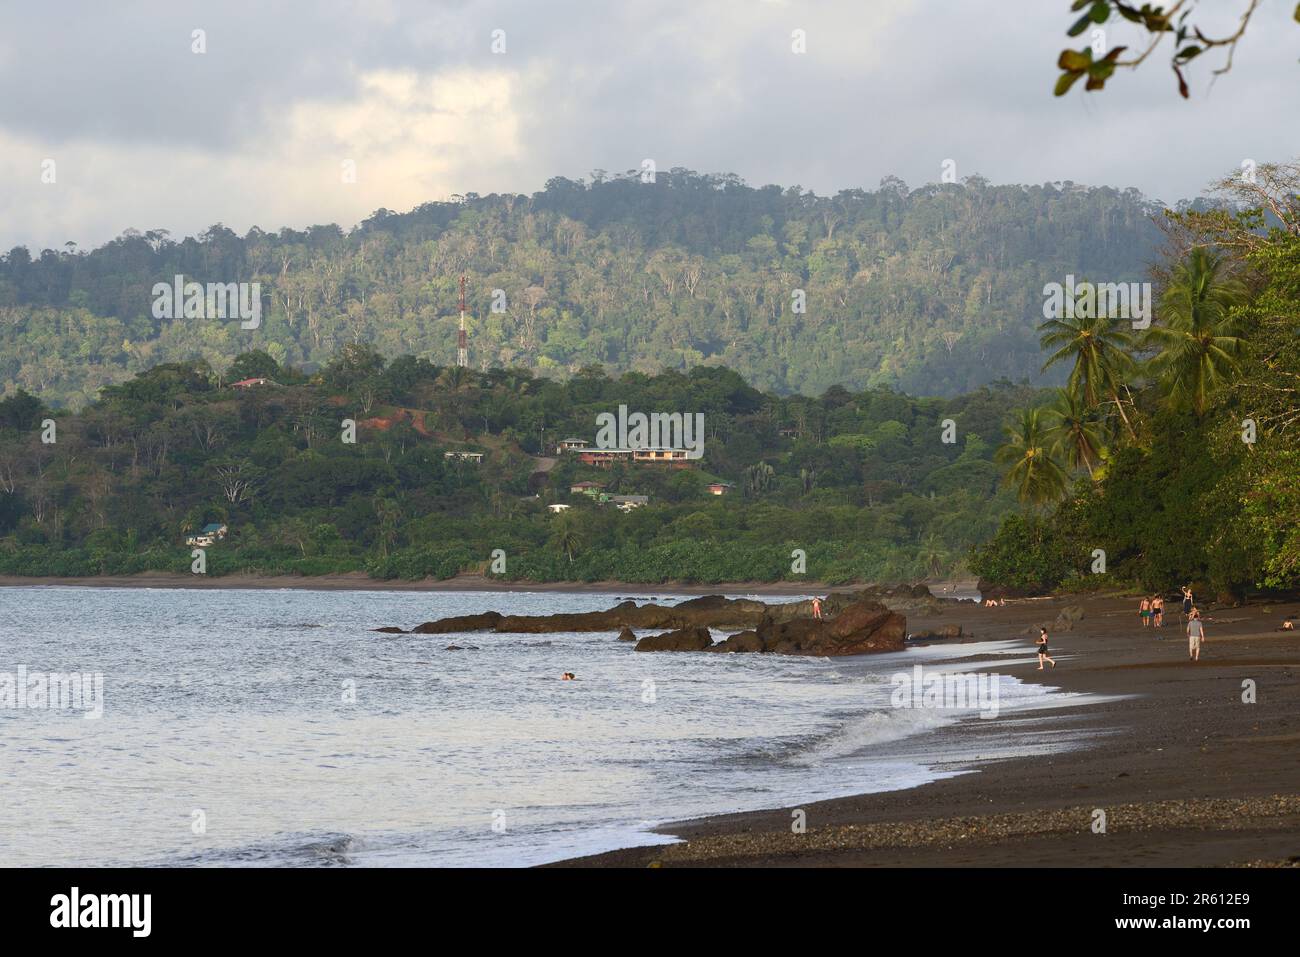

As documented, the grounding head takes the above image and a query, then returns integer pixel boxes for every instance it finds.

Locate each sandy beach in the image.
[547,593,1300,867]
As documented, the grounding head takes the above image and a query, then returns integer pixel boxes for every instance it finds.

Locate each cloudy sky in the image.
[1,0,1296,251]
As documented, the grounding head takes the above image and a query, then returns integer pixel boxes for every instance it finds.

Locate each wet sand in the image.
[548,593,1300,867]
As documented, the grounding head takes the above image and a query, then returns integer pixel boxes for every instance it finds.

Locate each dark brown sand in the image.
[547,594,1300,868]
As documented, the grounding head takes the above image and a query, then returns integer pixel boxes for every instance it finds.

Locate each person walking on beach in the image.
[1180,585,1194,624]
[1152,595,1164,630]
[1035,627,1056,670]
[1186,609,1206,663]
[811,596,823,620]
[1139,596,1151,628]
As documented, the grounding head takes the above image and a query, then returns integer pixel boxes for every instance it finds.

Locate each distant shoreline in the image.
[0,571,981,596]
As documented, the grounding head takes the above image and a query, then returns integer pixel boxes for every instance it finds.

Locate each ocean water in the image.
[0,586,1106,867]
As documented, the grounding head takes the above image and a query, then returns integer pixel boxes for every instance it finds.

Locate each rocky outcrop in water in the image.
[387,595,774,635]
[634,626,715,652]
[377,591,908,657]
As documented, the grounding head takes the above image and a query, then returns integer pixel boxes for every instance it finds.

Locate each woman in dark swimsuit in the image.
[1036,628,1056,670]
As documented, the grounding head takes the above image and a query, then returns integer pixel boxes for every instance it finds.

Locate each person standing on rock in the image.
[1035,628,1056,670]
[811,596,823,620]
[1186,609,1206,663]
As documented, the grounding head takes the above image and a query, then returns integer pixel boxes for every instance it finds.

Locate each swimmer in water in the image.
[561,672,576,680]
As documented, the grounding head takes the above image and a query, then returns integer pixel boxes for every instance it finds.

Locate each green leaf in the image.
[1090,1,1110,23]
[1294,1,1299,22]
[1068,12,1093,36]
[1055,71,1084,97]
[1058,48,1093,71]
[1088,61,1116,85]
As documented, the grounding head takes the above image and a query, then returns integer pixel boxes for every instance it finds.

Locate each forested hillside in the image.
[0,352,1038,584]
[0,170,1167,408]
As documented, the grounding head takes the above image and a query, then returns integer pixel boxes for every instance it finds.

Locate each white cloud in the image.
[0,66,523,249]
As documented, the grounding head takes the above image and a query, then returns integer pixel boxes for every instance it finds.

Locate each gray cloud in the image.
[2,0,1297,250]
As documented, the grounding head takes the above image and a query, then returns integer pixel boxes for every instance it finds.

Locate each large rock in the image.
[634,626,715,652]
[617,626,637,642]
[756,600,906,657]
[707,630,765,653]
[410,611,503,634]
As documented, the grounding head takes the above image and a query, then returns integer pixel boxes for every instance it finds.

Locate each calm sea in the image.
[0,586,1102,866]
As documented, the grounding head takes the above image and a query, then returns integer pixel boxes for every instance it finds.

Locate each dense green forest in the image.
[0,352,1041,584]
[0,170,1167,407]
[971,162,1300,602]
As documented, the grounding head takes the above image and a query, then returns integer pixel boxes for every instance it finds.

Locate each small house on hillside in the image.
[547,504,572,514]
[444,451,484,463]
[557,438,589,453]
[605,494,649,511]
[706,482,735,496]
[232,378,274,389]
[185,522,228,547]
[577,449,632,467]
[569,481,604,496]
[632,448,695,467]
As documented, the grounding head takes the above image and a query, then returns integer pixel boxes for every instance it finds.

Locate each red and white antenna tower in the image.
[457,274,469,368]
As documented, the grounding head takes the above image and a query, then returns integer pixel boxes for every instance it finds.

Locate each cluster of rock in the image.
[700,599,906,656]
[377,590,917,657]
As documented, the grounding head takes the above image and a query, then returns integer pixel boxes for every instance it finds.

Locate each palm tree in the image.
[917,533,949,579]
[1146,248,1249,417]
[1039,300,1139,438]
[995,407,1069,508]
[1042,387,1106,479]
[550,515,584,564]
[743,461,775,496]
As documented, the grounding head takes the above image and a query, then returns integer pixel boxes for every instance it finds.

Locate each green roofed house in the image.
[185,523,228,547]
